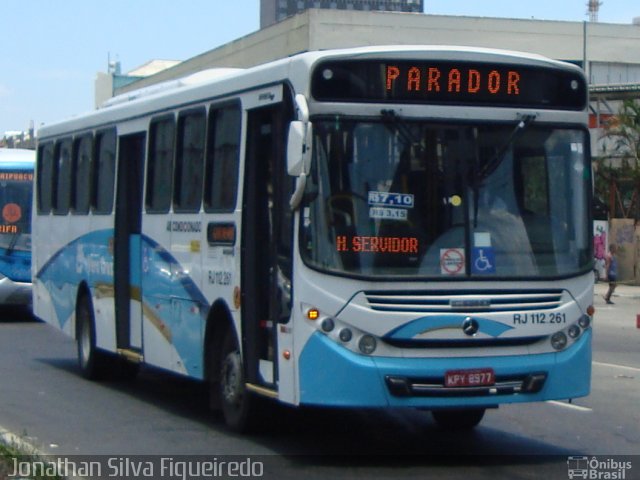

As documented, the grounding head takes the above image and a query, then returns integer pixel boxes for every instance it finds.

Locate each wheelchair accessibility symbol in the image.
[472,247,496,274]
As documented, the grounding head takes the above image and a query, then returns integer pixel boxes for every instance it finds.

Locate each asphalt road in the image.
[0,283,638,479]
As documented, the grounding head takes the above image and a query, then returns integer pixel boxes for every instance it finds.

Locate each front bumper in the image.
[299,329,591,408]
[0,276,32,307]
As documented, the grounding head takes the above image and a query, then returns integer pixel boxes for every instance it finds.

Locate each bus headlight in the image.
[567,324,581,339]
[551,331,568,350]
[358,335,377,355]
[301,304,380,355]
[339,328,353,343]
[548,311,591,352]
[321,317,335,332]
[578,314,591,329]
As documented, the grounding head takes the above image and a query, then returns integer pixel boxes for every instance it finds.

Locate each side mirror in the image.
[287,94,313,210]
[286,120,312,176]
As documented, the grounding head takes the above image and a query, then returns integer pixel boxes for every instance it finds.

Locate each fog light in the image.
[339,328,353,342]
[551,332,568,350]
[522,373,547,393]
[578,314,591,329]
[358,335,377,355]
[321,317,335,332]
[567,324,581,339]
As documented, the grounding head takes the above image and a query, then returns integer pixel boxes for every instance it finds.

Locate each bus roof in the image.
[37,45,584,139]
[0,148,35,170]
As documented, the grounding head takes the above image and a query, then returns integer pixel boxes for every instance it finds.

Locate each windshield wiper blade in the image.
[6,232,20,255]
[472,114,536,228]
[477,114,537,180]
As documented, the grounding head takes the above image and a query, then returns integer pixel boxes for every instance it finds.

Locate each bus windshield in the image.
[0,170,33,246]
[300,118,591,279]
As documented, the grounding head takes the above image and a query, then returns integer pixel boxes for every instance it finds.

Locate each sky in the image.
[2,0,638,136]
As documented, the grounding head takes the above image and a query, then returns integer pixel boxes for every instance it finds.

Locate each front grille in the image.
[365,289,564,314]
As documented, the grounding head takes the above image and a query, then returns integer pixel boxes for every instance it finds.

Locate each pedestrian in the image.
[604,244,618,304]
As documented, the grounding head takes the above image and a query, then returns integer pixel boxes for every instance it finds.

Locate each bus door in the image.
[242,101,294,390]
[114,132,145,356]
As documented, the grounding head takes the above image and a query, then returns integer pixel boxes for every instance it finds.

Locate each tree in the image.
[595,99,640,219]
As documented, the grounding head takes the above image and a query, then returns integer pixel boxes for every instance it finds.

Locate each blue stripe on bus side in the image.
[36,231,209,377]
[384,315,514,339]
[140,235,209,378]
[36,230,114,330]
[35,229,114,285]
[141,236,208,307]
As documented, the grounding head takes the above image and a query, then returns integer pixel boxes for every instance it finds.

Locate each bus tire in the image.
[76,294,107,380]
[431,408,485,430]
[218,328,260,432]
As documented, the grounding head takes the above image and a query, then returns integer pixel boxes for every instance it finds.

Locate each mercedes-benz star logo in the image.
[462,317,479,336]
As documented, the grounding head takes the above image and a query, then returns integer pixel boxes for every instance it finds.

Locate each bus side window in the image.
[53,138,72,215]
[204,103,241,213]
[146,117,175,214]
[72,134,93,215]
[93,129,117,215]
[174,109,205,213]
[37,143,54,214]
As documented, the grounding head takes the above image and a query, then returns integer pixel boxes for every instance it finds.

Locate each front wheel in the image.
[431,408,486,430]
[218,328,262,432]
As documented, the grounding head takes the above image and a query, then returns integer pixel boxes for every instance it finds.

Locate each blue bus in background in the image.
[0,148,34,308]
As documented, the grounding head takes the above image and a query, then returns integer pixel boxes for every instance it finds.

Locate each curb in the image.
[0,425,86,480]
[0,424,41,455]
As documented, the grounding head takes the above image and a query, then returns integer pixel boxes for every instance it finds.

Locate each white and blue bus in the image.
[0,148,34,308]
[33,46,593,431]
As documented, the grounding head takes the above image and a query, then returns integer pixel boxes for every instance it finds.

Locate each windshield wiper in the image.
[477,114,537,180]
[6,232,20,255]
[472,114,536,227]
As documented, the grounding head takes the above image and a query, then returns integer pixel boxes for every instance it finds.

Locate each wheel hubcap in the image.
[221,351,243,406]
[80,319,91,365]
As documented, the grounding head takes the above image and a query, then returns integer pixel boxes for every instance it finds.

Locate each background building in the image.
[111,9,640,97]
[100,8,640,281]
[95,59,180,108]
[1,123,35,149]
[260,0,423,28]
[107,9,640,150]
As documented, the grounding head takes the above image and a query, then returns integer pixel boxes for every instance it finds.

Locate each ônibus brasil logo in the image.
[567,456,633,479]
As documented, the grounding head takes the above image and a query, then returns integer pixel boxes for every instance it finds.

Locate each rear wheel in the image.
[431,408,486,430]
[76,294,107,380]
